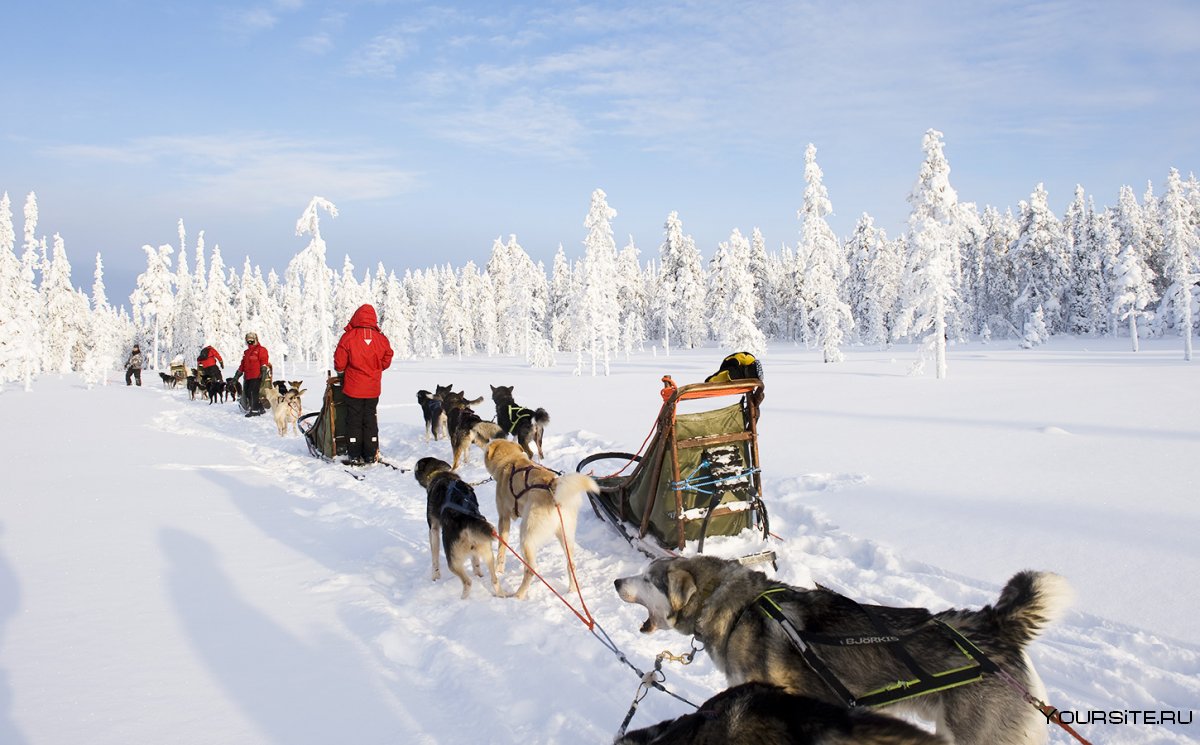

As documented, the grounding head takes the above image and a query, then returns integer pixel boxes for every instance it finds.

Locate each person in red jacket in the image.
[234,331,270,417]
[197,344,224,385]
[334,304,394,465]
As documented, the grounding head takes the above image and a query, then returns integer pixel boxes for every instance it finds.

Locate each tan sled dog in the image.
[483,440,597,599]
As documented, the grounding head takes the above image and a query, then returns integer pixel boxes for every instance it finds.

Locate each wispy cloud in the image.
[44,134,419,211]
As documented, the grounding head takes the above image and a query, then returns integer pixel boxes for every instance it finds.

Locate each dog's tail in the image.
[992,571,1073,647]
[551,473,598,511]
[534,408,550,425]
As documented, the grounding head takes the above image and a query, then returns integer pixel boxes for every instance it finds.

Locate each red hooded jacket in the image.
[334,304,394,398]
[237,341,270,380]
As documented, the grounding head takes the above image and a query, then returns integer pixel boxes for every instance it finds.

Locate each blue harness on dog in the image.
[440,479,484,520]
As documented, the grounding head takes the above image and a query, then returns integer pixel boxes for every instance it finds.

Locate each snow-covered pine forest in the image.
[2,130,1197,390]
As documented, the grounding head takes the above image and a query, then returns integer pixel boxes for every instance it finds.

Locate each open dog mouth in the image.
[639,614,658,634]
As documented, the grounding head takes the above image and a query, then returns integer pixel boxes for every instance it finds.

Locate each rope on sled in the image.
[489,504,700,737]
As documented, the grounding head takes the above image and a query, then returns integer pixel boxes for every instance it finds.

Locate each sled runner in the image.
[577,371,771,561]
[298,372,348,460]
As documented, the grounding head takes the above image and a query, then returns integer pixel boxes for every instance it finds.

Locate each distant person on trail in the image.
[234,332,270,417]
[334,304,394,465]
[197,344,224,384]
[125,344,144,387]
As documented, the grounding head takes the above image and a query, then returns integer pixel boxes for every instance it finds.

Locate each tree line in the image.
[1,130,1197,391]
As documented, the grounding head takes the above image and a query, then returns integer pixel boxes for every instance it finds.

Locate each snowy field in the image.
[1,339,1197,745]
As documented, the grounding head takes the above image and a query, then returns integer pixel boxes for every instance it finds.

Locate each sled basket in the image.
[299,373,348,460]
[577,376,770,557]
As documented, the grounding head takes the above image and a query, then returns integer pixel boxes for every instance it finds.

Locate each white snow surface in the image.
[1,339,1197,744]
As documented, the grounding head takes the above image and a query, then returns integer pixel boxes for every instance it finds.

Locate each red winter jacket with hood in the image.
[334,304,394,398]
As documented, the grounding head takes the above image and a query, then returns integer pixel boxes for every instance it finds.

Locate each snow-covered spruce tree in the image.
[203,245,240,361]
[1157,168,1199,360]
[953,203,983,340]
[1021,305,1049,348]
[895,129,961,378]
[1011,183,1068,336]
[548,246,577,353]
[573,189,622,376]
[82,253,122,388]
[129,244,174,370]
[1092,203,1121,336]
[462,261,497,357]
[0,192,23,387]
[485,237,516,356]
[333,255,364,334]
[655,211,707,352]
[406,269,443,359]
[615,237,647,361]
[14,193,44,388]
[846,213,897,346]
[379,270,413,360]
[1070,193,1114,337]
[170,223,202,363]
[1141,180,1169,300]
[795,143,852,363]
[748,228,772,334]
[491,235,548,361]
[1110,218,1157,352]
[289,197,337,365]
[1063,186,1096,335]
[441,265,471,359]
[41,233,86,374]
[979,206,1020,337]
[709,228,766,356]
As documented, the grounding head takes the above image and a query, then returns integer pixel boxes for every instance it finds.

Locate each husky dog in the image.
[617,681,946,745]
[417,384,452,440]
[205,377,225,404]
[187,374,201,400]
[444,389,504,469]
[415,457,503,599]
[483,440,598,600]
[225,376,242,401]
[490,385,550,461]
[159,371,179,388]
[614,556,1072,745]
[272,387,306,436]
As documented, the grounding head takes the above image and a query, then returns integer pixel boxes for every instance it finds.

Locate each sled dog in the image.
[417,384,452,441]
[483,440,597,599]
[490,385,549,461]
[614,555,1071,745]
[616,681,946,745]
[444,389,504,469]
[415,456,502,599]
[271,387,306,436]
[158,371,178,388]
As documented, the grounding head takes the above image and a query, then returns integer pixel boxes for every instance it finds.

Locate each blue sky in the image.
[3,0,1198,299]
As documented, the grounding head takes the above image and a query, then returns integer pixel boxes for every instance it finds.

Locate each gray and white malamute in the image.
[415,457,502,599]
[615,556,1072,745]
[617,681,945,745]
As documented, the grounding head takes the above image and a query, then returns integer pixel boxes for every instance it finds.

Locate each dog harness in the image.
[503,404,533,434]
[737,587,992,708]
[440,479,484,520]
[505,464,555,517]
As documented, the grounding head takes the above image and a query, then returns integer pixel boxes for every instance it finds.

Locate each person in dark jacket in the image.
[233,332,270,416]
[125,344,144,386]
[197,344,224,384]
[334,304,394,464]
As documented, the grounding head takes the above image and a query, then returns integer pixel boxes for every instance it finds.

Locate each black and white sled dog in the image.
[414,456,501,599]
[490,384,549,461]
[614,555,1072,745]
[617,681,946,745]
[416,384,451,441]
[442,389,504,470]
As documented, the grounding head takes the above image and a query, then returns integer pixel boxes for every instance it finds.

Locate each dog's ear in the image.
[665,566,698,612]
[297,389,307,397]
[490,385,496,393]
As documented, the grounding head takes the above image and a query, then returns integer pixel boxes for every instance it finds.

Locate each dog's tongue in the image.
[640,615,657,633]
